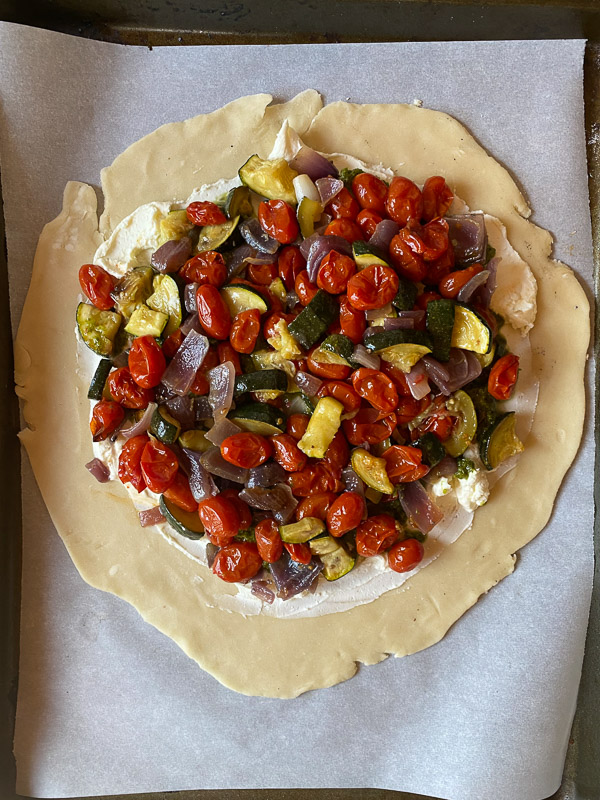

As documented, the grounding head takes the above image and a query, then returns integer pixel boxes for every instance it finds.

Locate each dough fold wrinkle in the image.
[16,94,590,697]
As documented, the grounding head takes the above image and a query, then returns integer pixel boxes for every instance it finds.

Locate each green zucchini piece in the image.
[451,304,492,354]
[298,197,322,238]
[288,289,339,349]
[112,267,153,320]
[234,369,288,396]
[364,329,433,352]
[159,209,194,244]
[321,334,355,361]
[159,495,204,540]
[444,390,478,458]
[279,517,325,544]
[268,277,287,306]
[221,283,269,317]
[426,299,456,362]
[225,186,253,219]
[297,397,344,458]
[412,432,446,467]
[124,305,168,338]
[352,240,389,268]
[479,411,524,471]
[178,429,213,452]
[150,406,181,444]
[392,277,419,311]
[282,391,315,416]
[309,535,355,581]
[377,343,431,373]
[196,216,239,253]
[351,448,394,494]
[76,302,122,357]
[147,274,182,337]
[87,358,113,400]
[238,155,298,205]
[229,402,286,434]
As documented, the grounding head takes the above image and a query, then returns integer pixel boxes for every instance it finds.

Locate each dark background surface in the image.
[0,2,598,799]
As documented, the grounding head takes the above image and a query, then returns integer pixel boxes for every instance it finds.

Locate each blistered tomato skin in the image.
[389,233,427,282]
[198,496,241,545]
[128,335,167,388]
[186,201,227,226]
[278,245,306,290]
[259,199,299,244]
[196,284,231,340]
[79,264,117,311]
[220,432,272,469]
[255,518,283,563]
[382,445,429,483]
[295,271,319,306]
[90,400,124,442]
[488,354,520,400]
[286,414,310,441]
[163,470,198,512]
[385,176,423,226]
[342,410,397,446]
[317,251,356,294]
[356,515,398,556]
[351,368,399,414]
[422,176,454,221]
[212,541,263,582]
[339,295,366,344]
[317,381,361,414]
[356,209,383,238]
[307,347,351,380]
[270,434,308,473]
[346,264,399,310]
[324,218,364,243]
[180,251,227,286]
[108,367,154,410]
[229,308,261,354]
[296,492,338,521]
[284,542,312,564]
[326,187,360,220]
[352,173,388,215]
[388,538,425,573]
[327,492,365,537]
[140,439,179,494]
[118,434,148,493]
[438,264,483,298]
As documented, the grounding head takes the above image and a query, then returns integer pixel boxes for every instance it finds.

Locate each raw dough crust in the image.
[15,93,590,697]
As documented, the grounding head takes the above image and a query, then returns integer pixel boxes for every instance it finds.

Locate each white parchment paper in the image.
[0,26,594,800]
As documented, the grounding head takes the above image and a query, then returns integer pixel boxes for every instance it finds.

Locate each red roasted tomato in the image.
[220,432,272,469]
[212,541,263,582]
[117,434,148,493]
[326,492,365,537]
[351,173,388,215]
[198,496,241,546]
[258,199,299,244]
[140,438,179,494]
[351,368,399,414]
[90,400,124,442]
[488,354,520,400]
[270,434,307,473]
[79,264,117,310]
[186,201,226,226]
[108,367,154,409]
[388,538,425,573]
[255,518,283,563]
[385,176,423,226]
[355,514,398,556]
[346,264,399,310]
[196,283,231,340]
[128,335,167,389]
[180,251,227,286]
[382,445,429,483]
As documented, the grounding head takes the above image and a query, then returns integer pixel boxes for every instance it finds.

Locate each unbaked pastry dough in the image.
[15,92,590,697]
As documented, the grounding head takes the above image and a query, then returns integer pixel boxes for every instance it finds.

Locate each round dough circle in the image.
[15,94,589,697]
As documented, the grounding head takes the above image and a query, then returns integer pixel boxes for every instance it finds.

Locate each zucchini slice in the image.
[234,369,288,396]
[412,432,446,467]
[377,343,432,373]
[451,304,492,354]
[480,411,524,471]
[159,209,195,244]
[196,216,239,253]
[229,402,286,434]
[444,390,478,458]
[268,277,287,306]
[76,302,122,357]
[288,289,339,349]
[426,299,456,362]
[225,186,254,219]
[124,305,169,338]
[149,405,181,444]
[352,240,389,268]
[112,267,154,320]
[351,448,394,494]
[280,517,325,543]
[239,155,298,205]
[178,429,213,452]
[392,276,419,311]
[297,397,344,458]
[363,329,433,352]
[309,535,355,581]
[320,334,355,363]
[297,197,322,238]
[146,274,182,337]
[221,283,269,317]
[87,358,113,400]
[159,495,204,540]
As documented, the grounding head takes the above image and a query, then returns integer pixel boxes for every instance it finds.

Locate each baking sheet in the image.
[0,26,594,800]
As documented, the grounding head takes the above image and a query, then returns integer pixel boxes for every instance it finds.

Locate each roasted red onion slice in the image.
[226,244,256,278]
[120,402,157,440]
[165,396,196,430]
[285,291,299,311]
[305,235,353,282]
[246,462,287,489]
[446,213,487,265]
[245,252,279,265]
[457,269,490,303]
[316,176,343,205]
[195,396,213,422]
[406,360,431,400]
[383,310,425,331]
[205,417,241,446]
[289,147,338,181]
[180,447,218,501]
[200,446,248,483]
[399,481,443,534]
[422,356,452,395]
[341,465,365,496]
[478,256,500,308]
[206,542,219,568]
[368,219,400,253]
[270,552,324,600]
[239,484,298,524]
[207,361,235,421]
[240,218,280,254]
[251,580,276,604]
[151,237,192,273]
[138,506,165,527]
[426,455,458,481]
[161,330,209,396]
[85,458,111,483]
[180,312,203,336]
[184,283,199,313]
[294,370,323,396]
[352,344,380,370]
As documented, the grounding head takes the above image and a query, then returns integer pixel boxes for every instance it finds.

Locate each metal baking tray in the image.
[0,2,598,798]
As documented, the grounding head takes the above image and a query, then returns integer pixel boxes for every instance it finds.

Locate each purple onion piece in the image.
[207,361,235,422]
[306,235,353,282]
[363,327,378,338]
[165,396,196,431]
[289,146,338,181]
[200,446,248,483]
[406,360,431,400]
[352,344,380,371]
[427,455,458,481]
[456,269,490,303]
[245,252,278,265]
[180,447,218,501]
[246,462,287,489]
[294,370,323,397]
[151,237,192,273]
[239,484,298,524]
[139,506,165,527]
[120,402,157,440]
[269,552,324,600]
[285,291,299,312]
[240,218,280,254]
[446,213,487,265]
[422,356,452,395]
[155,383,177,404]
[85,458,111,483]
[161,330,210,396]
[205,417,241,446]
[383,310,425,331]
[195,396,213,422]
[369,219,400,253]
[341,465,365,496]
[206,542,219,568]
[184,283,199,313]
[299,231,321,259]
[180,312,203,336]
[399,482,443,534]
[316,176,343,205]
[226,244,256,278]
[478,256,500,308]
[251,580,275,604]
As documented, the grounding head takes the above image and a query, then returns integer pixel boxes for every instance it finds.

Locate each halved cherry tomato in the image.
[162,327,185,359]
[324,218,364,243]
[385,176,423,226]
[351,368,398,413]
[220,432,272,469]
[286,413,310,441]
[128,335,166,388]
[229,308,261,354]
[198,496,241,546]
[196,283,231,340]
[140,438,179,493]
[342,409,397,446]
[217,341,242,375]
[488,354,520,400]
[118,434,148,492]
[255,518,283,563]
[326,492,365,537]
[186,201,226,226]
[163,469,198,512]
[316,380,361,413]
[307,346,351,380]
[247,261,278,286]
[438,264,483,298]
[346,264,399,310]
[339,295,366,344]
[422,176,454,222]
[317,250,356,294]
[108,367,154,409]
[90,399,124,442]
[284,542,312,564]
[389,232,427,282]
[288,463,343,497]
[180,251,227,286]
[79,264,117,310]
[220,488,253,528]
[259,199,299,244]
[356,209,383,238]
[212,541,262,582]
[382,445,429,483]
[296,492,338,521]
[388,538,424,572]
[352,173,388,215]
[323,431,350,473]
[270,434,307,473]
[326,187,360,219]
[356,514,398,556]
[295,270,319,306]
[278,245,306,291]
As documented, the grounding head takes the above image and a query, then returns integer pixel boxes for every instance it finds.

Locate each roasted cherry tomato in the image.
[198,496,241,546]
[217,340,242,374]
[346,264,399,310]
[263,311,294,342]
[316,380,361,413]
[352,173,388,215]
[327,492,365,537]
[163,469,198,512]
[488,354,520,400]
[196,283,231,340]
[128,335,167,389]
[323,431,350,473]
[342,409,397,446]
[399,219,450,262]
[415,413,454,442]
[286,413,310,441]
[385,176,423,226]
[396,395,430,425]
[79,264,117,311]
[255,518,283,563]
[180,251,227,286]
[324,218,364,243]
[258,199,299,244]
[229,308,261,354]
[288,463,342,497]
[388,538,424,573]
[382,445,429,483]
[380,359,413,396]
[339,295,366,344]
[186,201,226,226]
[317,250,356,294]
[220,432,272,469]
[422,176,454,222]
[117,434,148,492]
[270,434,308,473]
[326,187,360,219]
[284,542,312,564]
[162,327,185,359]
[220,488,253,528]
[90,399,124,442]
[278,245,306,291]
[425,245,455,285]
[351,368,399,414]
[356,514,398,556]
[438,263,484,298]
[389,232,427,282]
[356,209,383,238]
[108,367,154,409]
[296,492,338,521]
[247,261,278,286]
[212,541,263,582]
[307,346,351,380]
[140,438,179,493]
[295,270,319,306]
